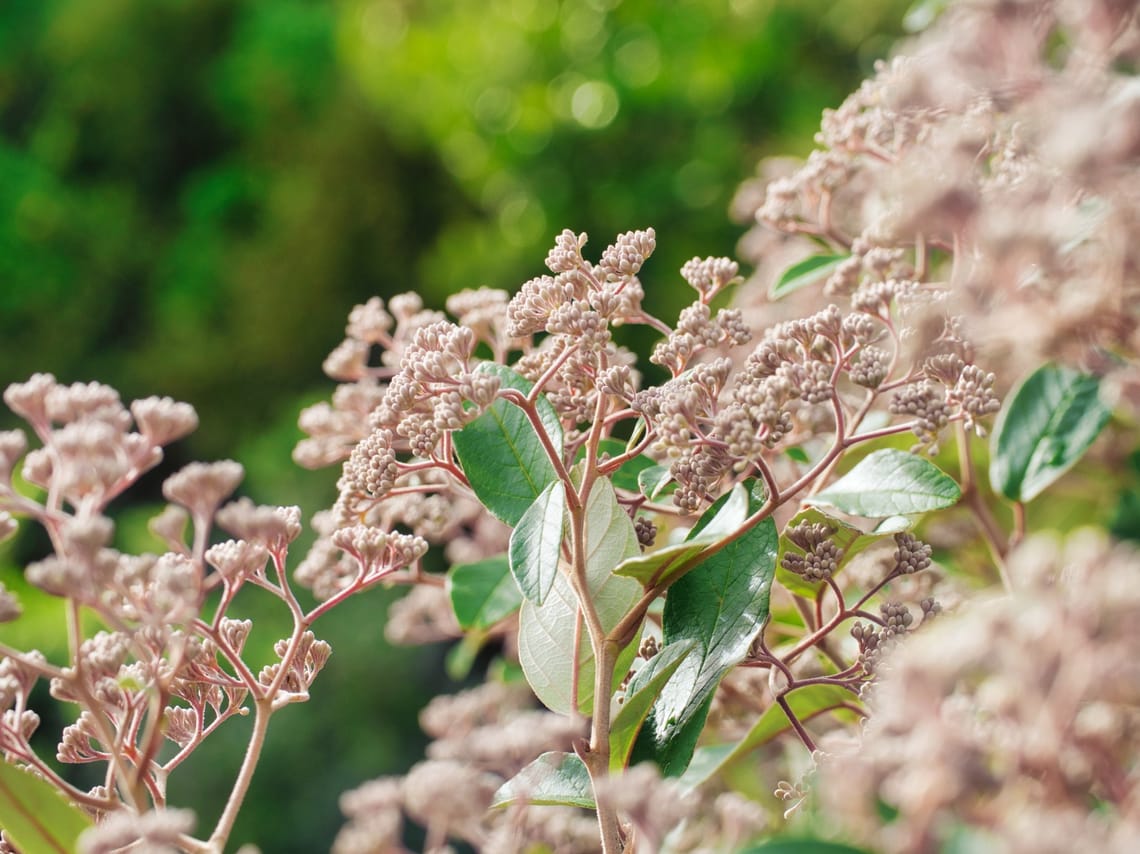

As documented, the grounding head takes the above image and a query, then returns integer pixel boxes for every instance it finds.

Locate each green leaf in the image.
[681,684,862,790]
[637,464,675,500]
[609,640,695,771]
[637,481,778,775]
[785,446,811,464]
[614,482,750,588]
[492,751,594,809]
[732,684,859,761]
[509,481,566,605]
[769,254,849,299]
[447,555,521,631]
[0,761,95,853]
[517,479,642,715]
[989,364,1112,503]
[445,630,486,680]
[452,364,563,526]
[740,840,874,854]
[809,449,961,517]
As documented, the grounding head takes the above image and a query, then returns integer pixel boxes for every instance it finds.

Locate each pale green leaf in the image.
[769,253,849,299]
[0,761,95,853]
[518,479,642,715]
[809,449,960,517]
[509,481,566,605]
[492,752,594,809]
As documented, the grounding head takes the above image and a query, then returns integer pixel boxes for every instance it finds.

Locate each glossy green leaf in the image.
[491,752,594,809]
[636,481,777,775]
[989,364,1112,503]
[447,555,521,631]
[609,640,695,771]
[769,253,849,299]
[509,480,566,605]
[809,449,960,517]
[0,761,95,853]
[615,482,750,588]
[452,364,563,526]
[518,479,642,715]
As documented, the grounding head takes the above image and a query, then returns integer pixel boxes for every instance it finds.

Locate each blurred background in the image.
[0,0,910,849]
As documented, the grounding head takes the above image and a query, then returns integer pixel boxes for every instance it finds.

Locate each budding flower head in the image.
[130,397,198,446]
[163,460,245,520]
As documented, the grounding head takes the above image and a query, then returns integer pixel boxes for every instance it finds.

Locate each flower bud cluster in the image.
[2,374,197,513]
[782,522,844,582]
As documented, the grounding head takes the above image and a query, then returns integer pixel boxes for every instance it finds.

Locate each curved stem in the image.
[207,699,273,851]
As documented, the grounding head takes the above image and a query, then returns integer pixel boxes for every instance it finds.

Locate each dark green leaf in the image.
[491,752,594,809]
[447,555,521,631]
[0,761,94,853]
[452,364,563,526]
[509,480,566,605]
[989,364,1112,503]
[609,640,695,771]
[809,449,961,517]
[518,479,642,715]
[769,254,849,299]
[637,481,777,775]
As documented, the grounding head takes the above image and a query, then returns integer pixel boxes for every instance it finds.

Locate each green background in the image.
[0,0,908,849]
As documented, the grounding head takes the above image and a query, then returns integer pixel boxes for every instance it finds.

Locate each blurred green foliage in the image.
[0,0,909,849]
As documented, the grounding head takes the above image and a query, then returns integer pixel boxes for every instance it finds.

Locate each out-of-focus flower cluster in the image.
[0,373,393,850]
[817,530,1140,853]
[735,0,1140,395]
[333,679,770,854]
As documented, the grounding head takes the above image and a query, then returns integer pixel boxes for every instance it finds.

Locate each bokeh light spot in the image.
[571,81,620,129]
[615,34,661,88]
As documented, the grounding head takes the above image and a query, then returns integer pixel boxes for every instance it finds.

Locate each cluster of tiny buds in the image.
[638,635,660,660]
[634,516,657,550]
[852,601,916,675]
[1,375,200,513]
[892,532,933,575]
[782,522,843,582]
